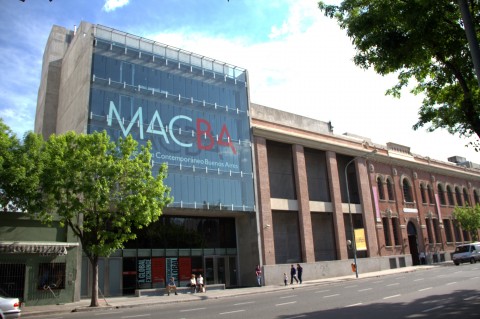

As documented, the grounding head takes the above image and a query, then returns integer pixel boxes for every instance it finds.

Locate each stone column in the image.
[326,151,348,259]
[356,158,380,256]
[254,137,276,265]
[292,144,315,263]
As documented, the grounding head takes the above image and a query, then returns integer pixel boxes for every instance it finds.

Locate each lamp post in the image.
[345,149,377,278]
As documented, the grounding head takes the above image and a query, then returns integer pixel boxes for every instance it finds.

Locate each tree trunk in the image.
[90,256,99,307]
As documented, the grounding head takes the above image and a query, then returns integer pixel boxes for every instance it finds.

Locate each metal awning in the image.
[0,241,79,256]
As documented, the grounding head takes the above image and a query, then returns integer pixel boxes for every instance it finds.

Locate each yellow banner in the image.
[355,228,367,251]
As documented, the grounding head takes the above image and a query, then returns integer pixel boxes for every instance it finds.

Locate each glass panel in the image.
[217,257,225,284]
[205,257,214,285]
[89,52,254,211]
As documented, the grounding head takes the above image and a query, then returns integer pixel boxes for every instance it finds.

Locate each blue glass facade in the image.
[88,27,254,212]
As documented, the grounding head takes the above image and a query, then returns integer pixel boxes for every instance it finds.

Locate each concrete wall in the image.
[56,22,94,135]
[263,255,413,286]
[236,213,261,287]
[35,25,71,138]
[251,103,332,135]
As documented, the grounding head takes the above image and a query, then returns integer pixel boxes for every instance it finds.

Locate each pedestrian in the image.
[189,274,197,293]
[283,272,288,286]
[296,263,303,284]
[290,264,298,284]
[166,277,178,296]
[255,264,262,286]
[196,274,204,293]
[419,251,426,265]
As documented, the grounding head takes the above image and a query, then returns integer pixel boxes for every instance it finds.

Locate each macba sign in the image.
[107,101,237,155]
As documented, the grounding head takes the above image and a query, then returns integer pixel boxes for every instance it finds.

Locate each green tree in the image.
[453,204,480,241]
[318,0,480,149]
[0,119,44,212]
[34,131,172,307]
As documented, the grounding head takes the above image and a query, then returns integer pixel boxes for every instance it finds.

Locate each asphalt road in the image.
[43,263,480,319]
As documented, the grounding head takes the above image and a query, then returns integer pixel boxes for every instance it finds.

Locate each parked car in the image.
[0,295,21,319]
[452,242,480,265]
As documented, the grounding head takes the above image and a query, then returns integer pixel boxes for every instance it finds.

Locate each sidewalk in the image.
[20,264,442,318]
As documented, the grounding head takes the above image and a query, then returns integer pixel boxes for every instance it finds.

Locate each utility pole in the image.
[458,0,480,88]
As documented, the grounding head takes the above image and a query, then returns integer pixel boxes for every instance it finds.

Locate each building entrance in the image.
[204,256,237,287]
[407,221,420,265]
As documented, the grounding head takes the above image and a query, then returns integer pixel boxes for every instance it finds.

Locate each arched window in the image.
[455,187,463,206]
[463,188,470,206]
[386,178,394,201]
[437,184,446,205]
[446,185,455,206]
[402,178,414,203]
[427,184,434,204]
[377,177,385,200]
[420,183,427,204]
[474,189,480,205]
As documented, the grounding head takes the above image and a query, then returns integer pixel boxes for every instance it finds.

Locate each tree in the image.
[0,119,44,212]
[453,204,480,241]
[33,131,172,307]
[318,0,480,149]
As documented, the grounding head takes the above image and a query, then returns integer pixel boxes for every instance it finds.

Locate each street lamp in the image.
[345,149,377,278]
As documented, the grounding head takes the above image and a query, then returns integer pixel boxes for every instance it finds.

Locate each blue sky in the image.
[1,0,478,163]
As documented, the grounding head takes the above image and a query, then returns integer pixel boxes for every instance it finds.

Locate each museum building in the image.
[1,21,480,305]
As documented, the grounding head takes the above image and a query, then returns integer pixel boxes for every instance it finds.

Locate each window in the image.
[453,221,462,242]
[426,219,434,244]
[443,219,453,242]
[455,187,463,207]
[474,189,480,205]
[402,178,413,203]
[463,188,470,206]
[38,263,66,290]
[392,218,400,246]
[382,217,391,246]
[433,219,441,244]
[377,177,385,200]
[427,184,434,204]
[446,185,455,206]
[437,184,446,205]
[420,183,427,204]
[386,178,394,201]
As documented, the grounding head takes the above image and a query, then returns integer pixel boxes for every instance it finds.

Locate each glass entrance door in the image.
[204,256,237,287]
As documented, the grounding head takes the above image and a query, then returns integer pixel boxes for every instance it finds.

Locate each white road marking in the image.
[219,310,246,315]
[386,283,399,286]
[233,301,255,306]
[383,294,401,299]
[446,282,457,285]
[418,287,432,291]
[314,289,330,293]
[372,280,383,283]
[422,305,444,312]
[276,301,297,306]
[413,278,424,282]
[323,294,340,298]
[122,315,151,319]
[284,315,306,319]
[358,288,372,292]
[345,303,363,307]
[280,295,297,299]
[180,307,206,312]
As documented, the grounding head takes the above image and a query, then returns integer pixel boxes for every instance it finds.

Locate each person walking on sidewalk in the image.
[290,264,298,284]
[283,273,288,286]
[296,264,303,284]
[255,264,262,286]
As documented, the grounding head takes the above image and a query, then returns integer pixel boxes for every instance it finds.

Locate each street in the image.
[41,264,480,319]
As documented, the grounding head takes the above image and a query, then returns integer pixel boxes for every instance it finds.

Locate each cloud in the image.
[103,0,130,12]
[143,0,479,161]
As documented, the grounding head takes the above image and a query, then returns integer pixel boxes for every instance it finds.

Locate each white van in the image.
[452,242,480,265]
